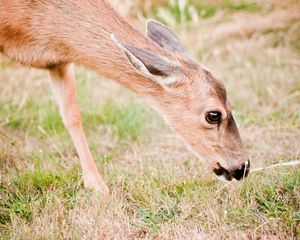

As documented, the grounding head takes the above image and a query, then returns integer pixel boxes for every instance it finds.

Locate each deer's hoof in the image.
[83,174,110,197]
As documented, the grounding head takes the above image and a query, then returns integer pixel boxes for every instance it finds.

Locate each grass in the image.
[132,0,262,26]
[1,0,300,239]
[100,99,148,141]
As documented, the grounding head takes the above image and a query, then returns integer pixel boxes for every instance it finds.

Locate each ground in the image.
[0,0,300,239]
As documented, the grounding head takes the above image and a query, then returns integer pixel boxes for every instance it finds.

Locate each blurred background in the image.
[1,0,299,239]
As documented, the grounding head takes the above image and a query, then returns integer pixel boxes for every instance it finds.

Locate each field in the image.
[0,0,300,239]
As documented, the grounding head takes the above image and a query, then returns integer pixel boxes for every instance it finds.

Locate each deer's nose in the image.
[213,160,250,181]
[230,161,250,180]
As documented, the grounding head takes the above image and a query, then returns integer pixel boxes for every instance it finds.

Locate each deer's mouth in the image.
[213,161,250,181]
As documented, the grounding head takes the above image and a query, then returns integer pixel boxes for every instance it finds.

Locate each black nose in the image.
[213,160,250,181]
[231,161,250,180]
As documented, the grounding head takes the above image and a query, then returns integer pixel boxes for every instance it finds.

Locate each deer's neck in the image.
[49,1,163,97]
[1,0,167,104]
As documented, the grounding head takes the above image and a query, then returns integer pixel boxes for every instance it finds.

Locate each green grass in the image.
[1,165,299,237]
[0,95,150,141]
[0,167,80,232]
[143,0,261,25]
[0,99,64,133]
[100,99,148,141]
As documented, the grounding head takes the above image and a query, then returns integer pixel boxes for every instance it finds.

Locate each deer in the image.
[0,0,250,196]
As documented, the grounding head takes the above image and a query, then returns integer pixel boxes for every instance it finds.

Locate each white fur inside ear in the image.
[111,34,153,78]
[111,34,179,87]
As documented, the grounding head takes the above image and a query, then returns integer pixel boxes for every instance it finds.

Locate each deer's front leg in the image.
[49,63,109,195]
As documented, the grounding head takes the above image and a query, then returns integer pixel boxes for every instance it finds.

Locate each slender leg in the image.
[49,63,109,195]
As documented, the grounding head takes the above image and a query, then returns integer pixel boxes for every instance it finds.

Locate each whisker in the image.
[251,160,300,173]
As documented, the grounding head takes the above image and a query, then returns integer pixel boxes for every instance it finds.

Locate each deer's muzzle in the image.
[213,160,250,181]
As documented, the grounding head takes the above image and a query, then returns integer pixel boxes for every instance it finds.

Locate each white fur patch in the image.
[216,175,231,183]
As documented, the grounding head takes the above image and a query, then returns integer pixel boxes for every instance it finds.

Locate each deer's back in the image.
[0,0,120,68]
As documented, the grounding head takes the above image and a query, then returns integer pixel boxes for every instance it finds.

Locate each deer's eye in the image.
[206,111,222,124]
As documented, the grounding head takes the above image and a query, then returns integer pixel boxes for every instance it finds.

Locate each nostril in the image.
[232,160,250,180]
[213,163,232,181]
[213,167,224,176]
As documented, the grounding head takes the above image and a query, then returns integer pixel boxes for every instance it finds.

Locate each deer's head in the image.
[112,20,250,181]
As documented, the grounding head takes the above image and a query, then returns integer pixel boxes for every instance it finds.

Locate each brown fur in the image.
[0,0,249,192]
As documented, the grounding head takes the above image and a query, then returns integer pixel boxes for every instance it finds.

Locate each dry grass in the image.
[1,0,300,239]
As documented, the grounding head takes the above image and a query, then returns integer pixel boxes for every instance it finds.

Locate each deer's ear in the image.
[146,19,187,54]
[111,34,181,87]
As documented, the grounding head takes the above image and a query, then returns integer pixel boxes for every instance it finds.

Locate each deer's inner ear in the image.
[111,34,182,87]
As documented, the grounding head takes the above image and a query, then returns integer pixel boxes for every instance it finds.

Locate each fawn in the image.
[0,0,250,195]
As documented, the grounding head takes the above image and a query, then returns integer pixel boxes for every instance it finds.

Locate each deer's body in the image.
[0,1,163,94]
[0,0,249,194]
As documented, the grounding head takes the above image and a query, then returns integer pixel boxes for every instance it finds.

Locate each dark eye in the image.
[206,111,222,124]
